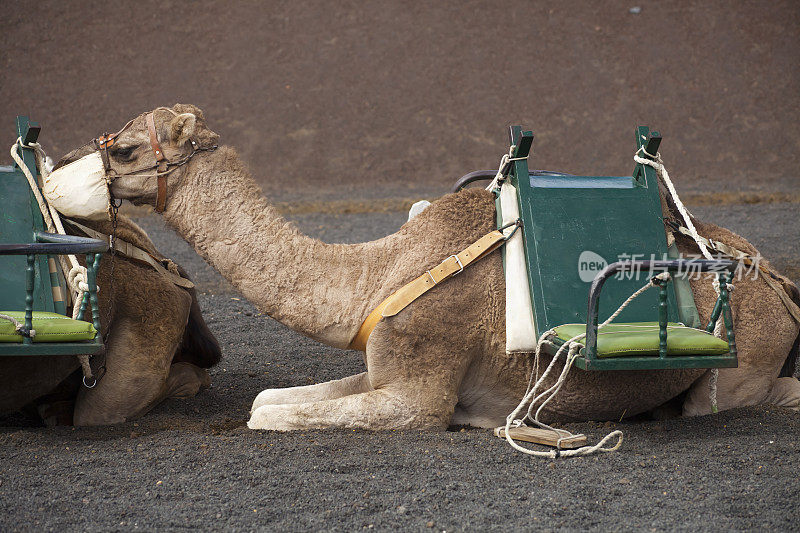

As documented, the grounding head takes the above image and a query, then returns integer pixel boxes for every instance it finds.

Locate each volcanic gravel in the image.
[1,204,798,532]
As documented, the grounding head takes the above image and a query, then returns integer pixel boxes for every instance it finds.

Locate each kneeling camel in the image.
[0,213,220,426]
[57,104,800,431]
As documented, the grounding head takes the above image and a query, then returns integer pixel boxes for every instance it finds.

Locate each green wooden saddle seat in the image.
[493,126,738,371]
[0,311,97,343]
[551,322,730,358]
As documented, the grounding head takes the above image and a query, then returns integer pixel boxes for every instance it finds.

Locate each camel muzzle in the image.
[42,150,113,221]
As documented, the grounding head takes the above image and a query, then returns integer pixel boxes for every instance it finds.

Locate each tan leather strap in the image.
[146,112,169,212]
[64,219,195,290]
[348,229,506,351]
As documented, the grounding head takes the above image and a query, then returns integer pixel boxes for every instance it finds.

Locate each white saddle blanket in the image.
[499,182,538,353]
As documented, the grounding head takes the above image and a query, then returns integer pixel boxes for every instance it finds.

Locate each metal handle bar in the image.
[0,232,108,256]
[585,259,736,361]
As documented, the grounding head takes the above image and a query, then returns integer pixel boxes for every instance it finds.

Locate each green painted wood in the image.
[511,125,680,336]
[718,273,737,358]
[658,282,668,358]
[502,124,734,371]
[572,353,738,371]
[0,117,55,314]
[634,127,700,329]
[24,254,35,344]
[87,253,102,333]
[668,241,701,328]
[0,340,105,356]
[48,258,66,315]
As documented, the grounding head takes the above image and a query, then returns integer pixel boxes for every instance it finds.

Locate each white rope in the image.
[633,148,731,413]
[485,145,527,192]
[634,149,712,261]
[0,312,33,337]
[501,272,670,458]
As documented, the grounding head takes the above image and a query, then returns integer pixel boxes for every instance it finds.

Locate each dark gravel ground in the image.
[1,202,799,531]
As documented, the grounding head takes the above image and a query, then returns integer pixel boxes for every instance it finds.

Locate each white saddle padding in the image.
[500,182,538,353]
[42,151,111,221]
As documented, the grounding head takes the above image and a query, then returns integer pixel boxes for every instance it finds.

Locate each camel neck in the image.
[161,147,388,348]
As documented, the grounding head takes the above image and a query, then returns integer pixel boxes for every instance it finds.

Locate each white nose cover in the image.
[42,151,111,221]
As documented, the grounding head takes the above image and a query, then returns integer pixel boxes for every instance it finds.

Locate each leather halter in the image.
[145,112,169,212]
[93,109,215,212]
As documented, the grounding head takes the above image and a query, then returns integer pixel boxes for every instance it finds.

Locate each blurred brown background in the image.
[1,1,798,201]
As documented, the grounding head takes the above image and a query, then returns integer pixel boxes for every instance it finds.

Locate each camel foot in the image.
[765,377,800,411]
[248,388,448,431]
[250,372,370,413]
[165,362,211,399]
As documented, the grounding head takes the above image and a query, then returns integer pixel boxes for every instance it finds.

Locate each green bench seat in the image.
[0,311,97,343]
[552,322,729,358]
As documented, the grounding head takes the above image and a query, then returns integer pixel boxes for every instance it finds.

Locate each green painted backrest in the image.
[501,126,699,337]
[0,116,64,314]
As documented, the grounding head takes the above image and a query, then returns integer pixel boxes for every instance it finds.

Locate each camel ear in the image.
[169,113,196,146]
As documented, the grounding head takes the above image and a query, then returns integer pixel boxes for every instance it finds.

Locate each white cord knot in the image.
[652,272,671,284]
[485,144,530,192]
[68,265,90,293]
[711,277,734,294]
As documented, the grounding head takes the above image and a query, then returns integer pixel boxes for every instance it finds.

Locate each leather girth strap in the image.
[348,228,507,351]
[63,219,195,290]
[145,112,168,212]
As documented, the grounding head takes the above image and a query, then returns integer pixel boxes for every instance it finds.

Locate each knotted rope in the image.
[485,144,528,192]
[502,272,671,458]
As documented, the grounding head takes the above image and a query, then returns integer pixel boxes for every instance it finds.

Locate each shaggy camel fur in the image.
[0,214,221,425]
[58,104,800,431]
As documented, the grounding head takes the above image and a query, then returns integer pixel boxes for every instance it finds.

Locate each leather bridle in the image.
[94,108,217,212]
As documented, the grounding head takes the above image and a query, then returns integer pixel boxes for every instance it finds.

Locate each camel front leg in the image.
[248,264,492,431]
[247,383,454,431]
[764,377,800,411]
[250,372,370,412]
[165,362,211,399]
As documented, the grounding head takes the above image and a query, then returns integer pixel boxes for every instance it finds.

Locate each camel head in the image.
[55,104,219,208]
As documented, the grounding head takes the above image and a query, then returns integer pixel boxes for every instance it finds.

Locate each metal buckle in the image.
[426,271,437,285]
[449,255,464,275]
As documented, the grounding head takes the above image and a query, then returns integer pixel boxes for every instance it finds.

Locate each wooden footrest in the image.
[494,426,587,449]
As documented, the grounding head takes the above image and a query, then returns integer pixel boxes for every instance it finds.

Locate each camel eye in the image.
[110,145,136,160]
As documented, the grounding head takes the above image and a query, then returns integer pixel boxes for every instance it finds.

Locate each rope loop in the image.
[635,144,659,160]
[500,273,667,459]
[485,144,530,192]
[636,148,735,414]
[68,265,90,293]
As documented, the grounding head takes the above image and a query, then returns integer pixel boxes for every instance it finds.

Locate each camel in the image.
[0,213,221,426]
[56,104,800,431]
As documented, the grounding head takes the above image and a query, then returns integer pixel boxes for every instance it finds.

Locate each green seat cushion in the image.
[552,322,729,358]
[0,311,97,343]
